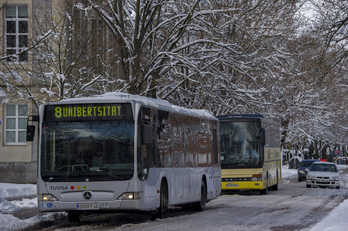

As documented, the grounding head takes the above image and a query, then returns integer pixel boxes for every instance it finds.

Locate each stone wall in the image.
[0,162,37,184]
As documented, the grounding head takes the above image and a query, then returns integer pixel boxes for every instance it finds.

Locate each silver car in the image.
[306,162,340,189]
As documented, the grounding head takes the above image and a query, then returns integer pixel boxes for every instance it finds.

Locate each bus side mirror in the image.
[27,125,36,141]
[261,128,266,145]
[27,115,39,142]
[142,124,153,145]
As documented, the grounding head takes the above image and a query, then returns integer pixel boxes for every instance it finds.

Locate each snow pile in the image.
[0,183,38,231]
[0,183,36,198]
[0,197,20,213]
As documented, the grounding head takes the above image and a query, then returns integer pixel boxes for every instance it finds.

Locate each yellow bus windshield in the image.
[220,121,263,168]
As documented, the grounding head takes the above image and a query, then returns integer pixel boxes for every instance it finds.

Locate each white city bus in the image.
[29,93,221,222]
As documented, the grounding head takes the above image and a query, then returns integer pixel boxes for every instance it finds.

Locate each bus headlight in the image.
[251,174,262,181]
[118,192,142,200]
[39,194,58,202]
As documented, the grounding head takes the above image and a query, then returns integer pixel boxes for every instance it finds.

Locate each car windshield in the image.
[310,164,337,172]
[300,161,317,167]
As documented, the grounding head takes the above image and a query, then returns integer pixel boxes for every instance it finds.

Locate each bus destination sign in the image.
[44,103,133,122]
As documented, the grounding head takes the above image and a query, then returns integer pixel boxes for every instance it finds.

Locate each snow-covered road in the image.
[1,166,348,231]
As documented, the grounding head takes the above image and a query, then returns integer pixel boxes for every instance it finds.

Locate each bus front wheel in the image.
[272,171,279,191]
[260,175,268,195]
[68,211,80,222]
[159,180,168,218]
[152,179,168,220]
[193,180,206,211]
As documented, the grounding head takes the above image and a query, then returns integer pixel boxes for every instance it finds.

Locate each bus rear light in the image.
[118,192,142,200]
[39,194,58,202]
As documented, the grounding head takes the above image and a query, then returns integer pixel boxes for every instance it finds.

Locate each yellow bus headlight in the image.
[251,174,262,181]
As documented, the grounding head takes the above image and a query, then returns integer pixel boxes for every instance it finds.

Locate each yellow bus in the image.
[217,114,281,194]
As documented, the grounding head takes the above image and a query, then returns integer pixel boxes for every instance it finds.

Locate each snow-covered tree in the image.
[279,0,348,153]
[307,0,347,82]
[0,0,117,107]
[0,0,346,151]
[85,1,300,109]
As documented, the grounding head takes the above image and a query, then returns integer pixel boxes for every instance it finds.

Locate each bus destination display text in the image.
[43,103,132,122]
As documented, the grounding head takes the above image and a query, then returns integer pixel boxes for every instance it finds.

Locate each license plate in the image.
[76,203,99,210]
[318,180,329,182]
[226,183,239,187]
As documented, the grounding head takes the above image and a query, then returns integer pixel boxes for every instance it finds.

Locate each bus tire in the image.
[151,179,168,220]
[68,211,80,222]
[272,171,279,191]
[193,180,206,211]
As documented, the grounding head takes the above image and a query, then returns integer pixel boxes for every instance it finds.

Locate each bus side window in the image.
[142,124,152,145]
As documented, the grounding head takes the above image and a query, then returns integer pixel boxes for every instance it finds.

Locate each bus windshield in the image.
[40,121,134,182]
[219,121,262,168]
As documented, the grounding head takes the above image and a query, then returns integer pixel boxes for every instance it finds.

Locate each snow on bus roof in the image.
[59,92,216,120]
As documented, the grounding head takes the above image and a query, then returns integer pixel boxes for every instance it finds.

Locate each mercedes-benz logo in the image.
[83,191,92,200]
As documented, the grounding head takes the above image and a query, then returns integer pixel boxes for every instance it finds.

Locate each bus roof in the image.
[46,92,217,120]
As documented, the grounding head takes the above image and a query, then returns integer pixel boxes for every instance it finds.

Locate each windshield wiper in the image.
[106,174,128,180]
[46,175,73,182]
[44,169,130,182]
[45,172,91,182]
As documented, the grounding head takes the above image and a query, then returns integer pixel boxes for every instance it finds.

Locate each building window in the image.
[5,104,28,144]
[5,5,28,62]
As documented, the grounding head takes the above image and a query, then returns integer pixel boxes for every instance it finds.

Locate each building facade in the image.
[0,0,40,183]
[0,0,120,183]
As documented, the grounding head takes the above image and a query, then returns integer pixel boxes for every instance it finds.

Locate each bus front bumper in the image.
[39,200,142,212]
